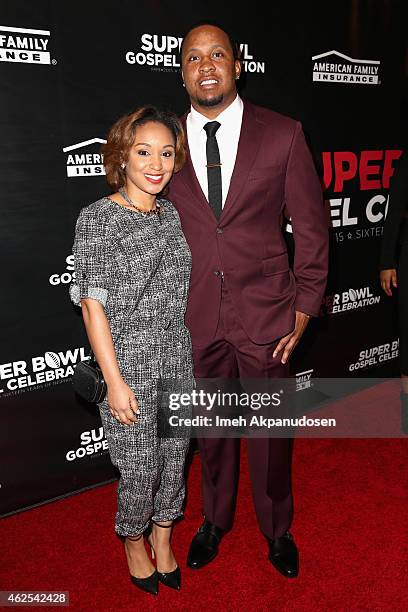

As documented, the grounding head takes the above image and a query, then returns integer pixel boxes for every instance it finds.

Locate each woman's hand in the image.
[80,298,139,425]
[107,379,140,425]
[380,269,397,297]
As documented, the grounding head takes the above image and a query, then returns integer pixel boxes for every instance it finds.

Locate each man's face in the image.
[181,25,241,113]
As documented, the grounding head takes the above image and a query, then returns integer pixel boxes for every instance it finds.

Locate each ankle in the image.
[151,520,173,541]
[125,535,144,553]
[151,531,171,548]
[152,520,173,530]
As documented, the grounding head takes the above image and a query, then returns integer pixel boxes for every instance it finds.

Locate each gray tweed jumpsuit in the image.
[70,196,193,537]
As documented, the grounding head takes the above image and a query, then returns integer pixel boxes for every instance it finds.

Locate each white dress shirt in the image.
[186,95,244,207]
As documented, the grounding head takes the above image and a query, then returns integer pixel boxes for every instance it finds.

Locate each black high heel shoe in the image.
[146,520,181,591]
[126,534,159,596]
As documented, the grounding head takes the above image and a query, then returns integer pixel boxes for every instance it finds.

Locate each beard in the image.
[196,93,224,107]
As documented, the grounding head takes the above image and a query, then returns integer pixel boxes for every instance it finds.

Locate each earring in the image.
[182,82,185,88]
[121,162,126,169]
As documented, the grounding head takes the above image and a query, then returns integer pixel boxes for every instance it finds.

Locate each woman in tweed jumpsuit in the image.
[70,107,193,595]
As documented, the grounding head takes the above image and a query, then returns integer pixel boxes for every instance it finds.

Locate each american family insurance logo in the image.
[0,25,53,65]
[125,33,265,74]
[63,138,106,178]
[312,50,380,85]
[295,369,314,392]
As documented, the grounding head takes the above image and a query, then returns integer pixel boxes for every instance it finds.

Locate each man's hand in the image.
[273,311,311,364]
[380,268,397,297]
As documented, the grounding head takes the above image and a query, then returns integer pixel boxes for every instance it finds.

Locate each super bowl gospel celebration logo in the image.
[323,149,402,244]
[286,149,403,243]
[321,285,381,316]
[125,34,265,73]
[0,347,88,396]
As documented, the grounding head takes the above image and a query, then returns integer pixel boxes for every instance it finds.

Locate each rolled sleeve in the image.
[69,207,112,308]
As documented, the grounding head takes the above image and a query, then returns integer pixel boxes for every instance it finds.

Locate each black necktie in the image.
[204,121,222,219]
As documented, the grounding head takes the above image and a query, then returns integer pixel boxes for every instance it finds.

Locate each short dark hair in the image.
[180,21,240,61]
[102,106,185,191]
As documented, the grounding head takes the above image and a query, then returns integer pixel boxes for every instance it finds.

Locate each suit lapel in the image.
[178,114,217,223]
[178,101,263,223]
[220,101,263,221]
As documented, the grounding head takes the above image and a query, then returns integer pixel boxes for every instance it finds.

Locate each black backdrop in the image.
[1,1,407,516]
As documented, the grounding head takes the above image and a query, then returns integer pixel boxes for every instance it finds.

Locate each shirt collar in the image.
[188,95,243,135]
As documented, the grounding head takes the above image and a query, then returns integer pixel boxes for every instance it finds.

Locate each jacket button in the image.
[216,228,223,234]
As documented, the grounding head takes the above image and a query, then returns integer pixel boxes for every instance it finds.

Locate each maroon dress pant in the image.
[192,282,293,540]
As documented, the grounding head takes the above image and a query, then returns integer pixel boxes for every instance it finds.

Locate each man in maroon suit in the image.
[168,23,328,578]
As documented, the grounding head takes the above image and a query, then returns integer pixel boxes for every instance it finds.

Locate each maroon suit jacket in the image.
[168,100,328,346]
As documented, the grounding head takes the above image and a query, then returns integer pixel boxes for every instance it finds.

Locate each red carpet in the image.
[1,435,407,611]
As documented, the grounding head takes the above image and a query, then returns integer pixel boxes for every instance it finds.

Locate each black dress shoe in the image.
[187,519,224,569]
[157,566,181,591]
[130,570,159,595]
[145,520,181,590]
[126,533,159,595]
[268,531,299,578]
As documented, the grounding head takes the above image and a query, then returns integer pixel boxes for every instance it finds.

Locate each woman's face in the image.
[124,121,176,198]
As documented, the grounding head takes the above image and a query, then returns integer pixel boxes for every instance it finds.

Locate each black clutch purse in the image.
[72,354,107,403]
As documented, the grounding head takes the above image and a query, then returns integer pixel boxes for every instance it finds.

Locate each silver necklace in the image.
[119,187,161,216]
